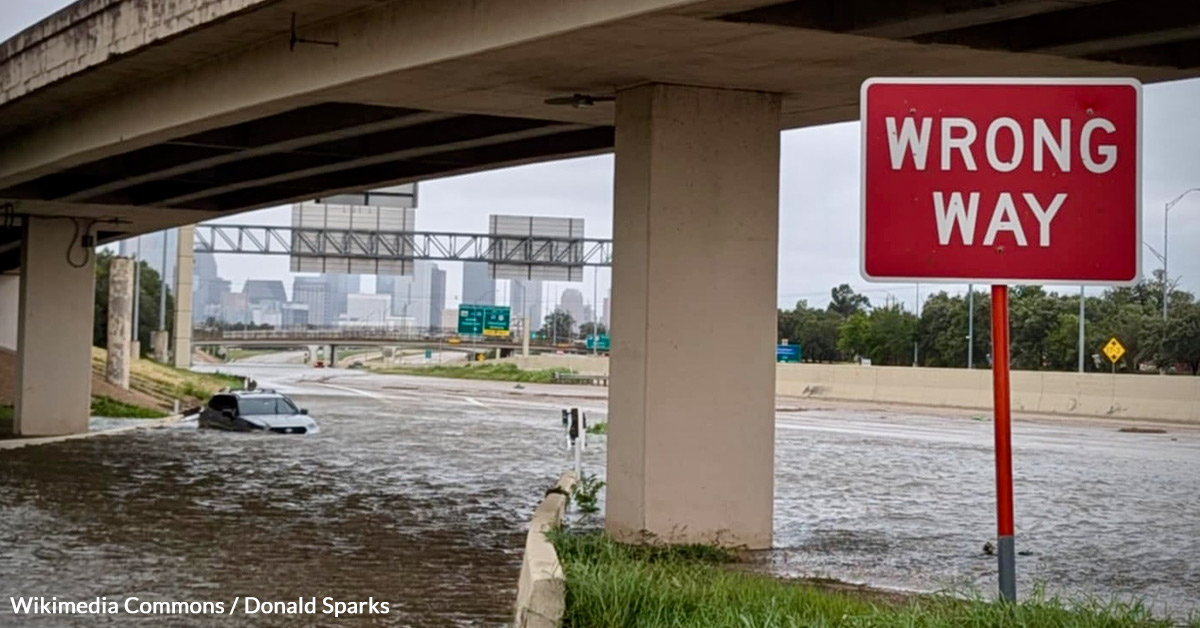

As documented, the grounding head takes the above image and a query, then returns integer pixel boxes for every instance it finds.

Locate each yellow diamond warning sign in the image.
[1103,337,1126,364]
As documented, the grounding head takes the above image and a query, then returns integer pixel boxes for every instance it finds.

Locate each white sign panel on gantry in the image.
[488,215,585,282]
[289,200,416,276]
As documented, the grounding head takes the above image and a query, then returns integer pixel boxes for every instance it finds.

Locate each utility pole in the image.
[1078,285,1085,373]
[132,236,142,354]
[592,266,599,356]
[913,282,920,367]
[158,231,169,330]
[967,284,974,369]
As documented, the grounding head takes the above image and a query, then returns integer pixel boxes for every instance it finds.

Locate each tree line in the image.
[779,274,1200,375]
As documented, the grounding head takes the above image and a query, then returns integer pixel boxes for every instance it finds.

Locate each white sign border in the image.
[859,76,1143,287]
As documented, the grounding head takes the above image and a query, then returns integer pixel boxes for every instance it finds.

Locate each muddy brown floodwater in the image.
[0,367,589,627]
[1,365,1197,625]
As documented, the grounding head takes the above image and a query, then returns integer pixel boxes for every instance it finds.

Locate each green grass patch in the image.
[550,529,1186,628]
[376,362,571,383]
[586,421,607,435]
[0,405,12,422]
[90,396,168,419]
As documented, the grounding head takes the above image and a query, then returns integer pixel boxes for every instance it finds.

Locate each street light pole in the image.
[1161,187,1200,372]
[592,266,599,356]
[1163,188,1200,323]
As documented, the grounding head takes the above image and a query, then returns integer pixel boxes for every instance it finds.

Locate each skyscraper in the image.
[323,274,360,320]
[510,279,544,333]
[192,251,224,324]
[383,261,442,328]
[559,288,585,327]
[243,279,288,305]
[462,262,495,305]
[428,265,446,330]
[293,277,330,326]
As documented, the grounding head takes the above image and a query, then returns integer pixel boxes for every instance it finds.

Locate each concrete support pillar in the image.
[172,225,194,368]
[0,274,18,352]
[15,218,96,435]
[151,330,169,363]
[522,316,531,357]
[328,345,337,367]
[606,84,780,549]
[106,256,134,389]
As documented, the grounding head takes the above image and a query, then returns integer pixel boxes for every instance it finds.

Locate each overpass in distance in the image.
[2,0,1199,548]
[191,327,591,356]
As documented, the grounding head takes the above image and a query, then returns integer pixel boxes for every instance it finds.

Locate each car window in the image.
[236,397,299,415]
[208,395,237,412]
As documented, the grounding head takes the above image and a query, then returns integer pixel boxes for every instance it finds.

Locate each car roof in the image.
[222,389,287,398]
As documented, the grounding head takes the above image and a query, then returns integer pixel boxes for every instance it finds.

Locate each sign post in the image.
[861,77,1141,603]
[990,284,1015,601]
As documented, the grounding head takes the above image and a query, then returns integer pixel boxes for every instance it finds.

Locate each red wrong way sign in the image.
[861,78,1141,285]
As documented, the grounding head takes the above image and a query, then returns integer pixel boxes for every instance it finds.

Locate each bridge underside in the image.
[3,0,1199,544]
[1,0,1198,267]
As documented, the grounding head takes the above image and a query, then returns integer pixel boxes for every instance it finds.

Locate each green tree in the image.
[864,305,917,366]
[837,312,870,360]
[796,308,843,363]
[543,309,575,342]
[828,284,871,318]
[578,322,607,340]
[1164,300,1200,375]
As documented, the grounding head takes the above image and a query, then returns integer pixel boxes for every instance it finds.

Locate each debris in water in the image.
[1118,427,1167,434]
[983,541,995,556]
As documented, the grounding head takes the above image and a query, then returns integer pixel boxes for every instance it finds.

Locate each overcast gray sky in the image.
[6,1,1200,314]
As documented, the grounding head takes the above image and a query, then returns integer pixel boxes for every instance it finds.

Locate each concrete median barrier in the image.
[514,471,576,628]
[778,364,1200,424]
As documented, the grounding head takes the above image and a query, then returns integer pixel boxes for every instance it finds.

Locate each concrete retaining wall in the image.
[514,471,576,628]
[505,355,1200,422]
[778,364,1200,423]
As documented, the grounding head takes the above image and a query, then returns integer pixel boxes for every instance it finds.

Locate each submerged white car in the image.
[198,390,318,435]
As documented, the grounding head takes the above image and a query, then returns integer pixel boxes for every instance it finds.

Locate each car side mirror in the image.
[300,408,309,415]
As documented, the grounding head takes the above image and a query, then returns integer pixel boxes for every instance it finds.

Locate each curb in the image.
[0,414,186,451]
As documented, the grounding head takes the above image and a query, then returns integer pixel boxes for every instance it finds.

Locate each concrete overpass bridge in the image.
[2,0,1199,548]
[191,327,585,362]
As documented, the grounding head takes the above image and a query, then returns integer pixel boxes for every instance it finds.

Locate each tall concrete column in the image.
[106,256,134,389]
[15,217,96,435]
[172,225,194,368]
[0,274,18,352]
[606,84,780,549]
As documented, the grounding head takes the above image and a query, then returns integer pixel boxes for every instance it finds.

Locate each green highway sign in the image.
[458,305,511,337]
[586,335,610,351]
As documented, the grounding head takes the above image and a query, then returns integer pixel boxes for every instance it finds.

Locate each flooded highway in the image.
[1,364,1197,625]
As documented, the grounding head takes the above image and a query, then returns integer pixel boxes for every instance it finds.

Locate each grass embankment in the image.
[375,362,570,383]
[550,530,1192,628]
[90,347,244,411]
[90,396,169,419]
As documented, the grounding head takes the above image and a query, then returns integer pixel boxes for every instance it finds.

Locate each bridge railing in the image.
[191,327,583,347]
